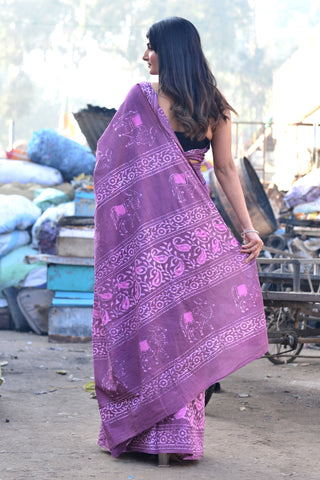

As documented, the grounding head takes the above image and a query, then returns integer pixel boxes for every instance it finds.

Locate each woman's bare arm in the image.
[211,115,263,262]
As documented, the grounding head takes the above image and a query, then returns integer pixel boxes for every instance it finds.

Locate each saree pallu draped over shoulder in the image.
[93,81,268,458]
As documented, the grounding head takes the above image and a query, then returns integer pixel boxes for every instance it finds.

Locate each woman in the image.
[93,17,268,466]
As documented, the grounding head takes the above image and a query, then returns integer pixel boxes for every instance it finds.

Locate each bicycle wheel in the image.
[265,306,304,365]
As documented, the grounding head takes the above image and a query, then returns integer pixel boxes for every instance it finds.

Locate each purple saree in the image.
[93,81,268,459]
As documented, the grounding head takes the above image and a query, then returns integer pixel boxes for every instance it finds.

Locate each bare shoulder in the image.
[150,82,159,92]
[212,113,232,137]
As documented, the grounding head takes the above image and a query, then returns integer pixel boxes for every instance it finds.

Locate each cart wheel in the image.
[265,306,304,365]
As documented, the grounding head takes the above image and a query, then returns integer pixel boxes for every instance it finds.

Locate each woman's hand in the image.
[240,231,264,263]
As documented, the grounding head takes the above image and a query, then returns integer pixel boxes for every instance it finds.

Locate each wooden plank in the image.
[54,291,94,299]
[47,264,94,292]
[58,226,94,238]
[24,254,94,266]
[52,291,94,306]
[56,236,94,258]
[52,298,93,307]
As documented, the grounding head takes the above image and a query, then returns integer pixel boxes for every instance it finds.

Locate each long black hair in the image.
[146,17,237,140]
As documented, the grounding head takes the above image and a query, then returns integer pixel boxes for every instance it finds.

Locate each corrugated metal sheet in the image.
[73,104,116,153]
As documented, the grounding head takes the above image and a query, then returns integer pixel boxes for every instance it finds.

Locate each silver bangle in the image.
[241,229,259,238]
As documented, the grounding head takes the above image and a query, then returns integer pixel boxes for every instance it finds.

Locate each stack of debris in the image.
[0,105,117,339]
[262,167,320,261]
[48,186,94,342]
[25,183,95,342]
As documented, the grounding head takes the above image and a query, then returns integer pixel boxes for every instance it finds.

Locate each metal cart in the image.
[257,253,320,364]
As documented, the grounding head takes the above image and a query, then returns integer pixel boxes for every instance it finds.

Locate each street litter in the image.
[0,361,7,386]
[84,381,96,398]
[84,381,95,392]
[68,374,82,382]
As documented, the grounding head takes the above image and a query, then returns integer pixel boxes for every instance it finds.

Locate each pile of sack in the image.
[0,129,95,296]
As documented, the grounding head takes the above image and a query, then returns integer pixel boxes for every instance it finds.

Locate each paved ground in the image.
[0,330,319,480]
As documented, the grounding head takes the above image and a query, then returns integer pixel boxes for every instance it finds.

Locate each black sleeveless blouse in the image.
[174,131,210,152]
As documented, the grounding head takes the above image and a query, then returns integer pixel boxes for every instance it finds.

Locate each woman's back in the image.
[151,82,213,142]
